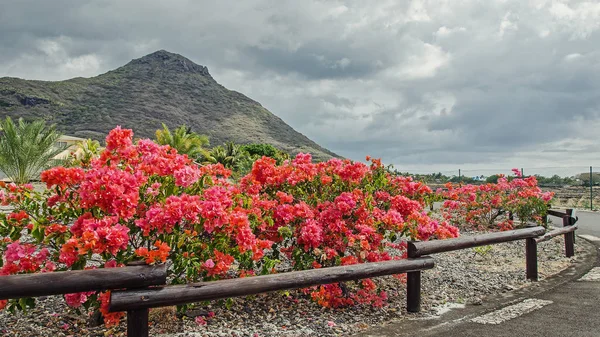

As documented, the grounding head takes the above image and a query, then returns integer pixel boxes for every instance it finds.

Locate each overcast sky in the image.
[1,0,600,176]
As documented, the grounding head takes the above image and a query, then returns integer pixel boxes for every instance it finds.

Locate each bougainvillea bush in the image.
[0,127,458,325]
[438,169,554,231]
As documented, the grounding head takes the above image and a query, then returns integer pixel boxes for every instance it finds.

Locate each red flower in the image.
[40,167,85,188]
[105,126,133,151]
[98,291,124,327]
[134,241,170,264]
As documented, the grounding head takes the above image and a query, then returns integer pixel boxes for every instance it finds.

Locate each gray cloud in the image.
[2,0,600,175]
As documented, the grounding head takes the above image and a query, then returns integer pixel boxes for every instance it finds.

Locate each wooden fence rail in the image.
[535,224,578,244]
[109,257,434,311]
[0,264,167,300]
[405,226,545,312]
[110,258,434,337]
[547,209,569,218]
[407,226,545,257]
[0,209,581,337]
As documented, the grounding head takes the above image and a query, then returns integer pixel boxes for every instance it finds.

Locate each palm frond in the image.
[155,124,210,159]
[0,117,66,184]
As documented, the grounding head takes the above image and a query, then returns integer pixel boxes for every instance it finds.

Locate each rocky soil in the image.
[0,233,583,337]
[542,186,600,210]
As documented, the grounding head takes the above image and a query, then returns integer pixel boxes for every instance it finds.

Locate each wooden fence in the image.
[0,209,579,337]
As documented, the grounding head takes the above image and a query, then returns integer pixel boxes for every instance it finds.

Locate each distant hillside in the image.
[0,50,337,161]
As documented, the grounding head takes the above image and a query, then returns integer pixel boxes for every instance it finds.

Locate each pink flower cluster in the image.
[64,291,95,308]
[439,170,553,230]
[238,154,459,306]
[0,126,461,321]
[0,241,55,275]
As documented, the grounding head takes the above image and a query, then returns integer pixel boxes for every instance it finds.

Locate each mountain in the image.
[0,50,337,161]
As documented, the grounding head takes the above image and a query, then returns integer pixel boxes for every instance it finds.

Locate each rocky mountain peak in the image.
[125,50,211,76]
[0,51,338,161]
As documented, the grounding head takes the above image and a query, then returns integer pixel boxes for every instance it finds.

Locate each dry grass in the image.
[148,306,182,334]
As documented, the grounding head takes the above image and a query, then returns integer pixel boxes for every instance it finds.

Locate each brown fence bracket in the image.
[406,270,422,313]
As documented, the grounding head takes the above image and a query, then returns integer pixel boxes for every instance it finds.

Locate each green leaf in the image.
[9,226,21,241]
[18,297,35,312]
[277,226,292,238]
[31,226,44,242]
[0,117,66,184]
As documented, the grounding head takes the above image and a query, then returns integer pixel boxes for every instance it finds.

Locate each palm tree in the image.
[206,145,228,165]
[154,123,210,159]
[204,142,245,170]
[0,117,66,184]
[71,139,102,167]
[50,138,103,168]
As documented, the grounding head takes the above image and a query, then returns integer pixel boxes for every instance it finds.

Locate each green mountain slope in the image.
[0,50,337,161]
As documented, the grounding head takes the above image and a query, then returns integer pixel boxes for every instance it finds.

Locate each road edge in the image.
[357,236,598,337]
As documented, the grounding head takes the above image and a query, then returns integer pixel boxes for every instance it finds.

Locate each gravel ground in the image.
[0,234,583,337]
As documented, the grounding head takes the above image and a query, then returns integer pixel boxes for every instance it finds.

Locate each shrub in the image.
[0,127,458,325]
[0,117,66,184]
[438,169,553,230]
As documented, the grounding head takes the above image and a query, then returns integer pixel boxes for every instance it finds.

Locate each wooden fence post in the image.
[124,261,150,337]
[127,309,149,337]
[564,209,575,257]
[567,208,576,244]
[525,238,538,281]
[406,242,421,313]
[406,270,421,313]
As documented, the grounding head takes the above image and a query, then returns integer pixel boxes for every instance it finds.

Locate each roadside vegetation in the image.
[0,120,553,327]
[0,117,66,184]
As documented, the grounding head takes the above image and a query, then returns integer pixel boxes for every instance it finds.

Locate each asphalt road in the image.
[427,210,600,337]
[363,210,600,337]
[417,278,600,337]
[551,209,600,237]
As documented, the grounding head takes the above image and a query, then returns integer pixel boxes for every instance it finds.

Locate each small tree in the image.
[205,142,245,170]
[155,123,210,159]
[576,172,600,186]
[240,143,290,164]
[70,139,102,168]
[0,117,66,184]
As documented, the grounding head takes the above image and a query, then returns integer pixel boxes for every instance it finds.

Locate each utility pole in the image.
[458,169,461,182]
[521,168,524,177]
[591,166,593,210]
